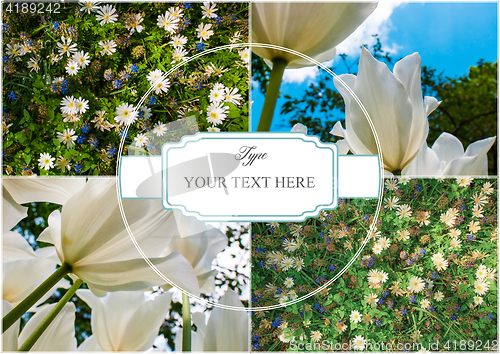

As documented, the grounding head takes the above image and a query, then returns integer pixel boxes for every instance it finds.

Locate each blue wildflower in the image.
[76,135,86,144]
[7,92,18,101]
[52,22,60,30]
[81,123,90,134]
[450,314,458,321]
[271,316,283,328]
[74,163,82,173]
[195,42,206,52]
[89,137,99,148]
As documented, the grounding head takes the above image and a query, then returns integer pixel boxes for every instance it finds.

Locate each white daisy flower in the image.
[153,122,167,137]
[72,51,91,68]
[206,103,229,126]
[115,103,138,125]
[98,40,117,56]
[207,126,220,132]
[201,1,218,19]
[38,153,55,170]
[224,87,243,106]
[95,4,118,25]
[170,34,188,48]
[57,36,77,57]
[197,23,214,41]
[60,96,78,115]
[349,310,362,324]
[57,128,77,148]
[134,133,149,148]
[157,12,179,33]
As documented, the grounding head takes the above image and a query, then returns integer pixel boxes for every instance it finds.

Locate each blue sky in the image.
[251,2,498,131]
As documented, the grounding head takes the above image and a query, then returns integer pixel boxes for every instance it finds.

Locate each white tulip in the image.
[403,133,496,176]
[3,231,69,308]
[173,289,249,352]
[77,290,172,351]
[252,3,377,68]
[37,179,200,296]
[161,211,227,294]
[332,47,441,173]
[3,300,77,351]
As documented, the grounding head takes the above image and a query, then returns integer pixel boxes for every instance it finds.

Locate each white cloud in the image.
[282,66,319,84]
[336,1,406,56]
[280,2,405,84]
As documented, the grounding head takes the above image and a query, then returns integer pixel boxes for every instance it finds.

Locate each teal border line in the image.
[161,132,338,222]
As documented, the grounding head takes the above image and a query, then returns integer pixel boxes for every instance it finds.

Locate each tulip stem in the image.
[18,279,83,352]
[3,262,72,333]
[182,293,192,352]
[257,57,288,131]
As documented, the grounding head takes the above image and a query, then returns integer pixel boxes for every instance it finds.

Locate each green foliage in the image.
[251,178,498,351]
[3,2,249,176]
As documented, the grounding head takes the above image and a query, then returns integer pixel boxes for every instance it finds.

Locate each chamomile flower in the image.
[224,87,243,106]
[473,296,483,306]
[133,133,149,148]
[367,269,381,284]
[209,85,225,103]
[469,220,481,233]
[125,13,144,34]
[284,277,294,288]
[60,95,78,114]
[474,280,490,295]
[396,230,410,242]
[310,331,322,342]
[27,57,40,72]
[206,103,229,126]
[115,103,138,125]
[38,153,55,170]
[239,48,249,64]
[98,40,117,56]
[431,253,445,263]
[476,264,488,280]
[57,128,77,148]
[207,126,220,132]
[153,122,167,137]
[364,293,378,306]
[449,228,461,238]
[372,242,383,255]
[197,23,214,41]
[378,237,391,250]
[157,12,179,33]
[65,60,80,76]
[280,256,294,271]
[57,36,77,57]
[434,291,444,302]
[482,181,494,195]
[146,69,164,85]
[172,47,188,62]
[420,299,431,309]
[472,204,484,218]
[449,237,462,250]
[396,204,412,219]
[486,268,497,282]
[72,51,91,68]
[76,97,89,114]
[139,106,152,120]
[152,78,170,94]
[170,35,188,48]
[352,335,367,351]
[288,290,297,300]
[384,196,400,210]
[472,192,488,206]
[457,177,473,187]
[385,178,399,191]
[434,258,448,271]
[440,211,456,227]
[201,2,218,19]
[350,310,362,324]
[294,257,304,272]
[95,4,118,25]
[79,0,101,13]
[408,276,425,293]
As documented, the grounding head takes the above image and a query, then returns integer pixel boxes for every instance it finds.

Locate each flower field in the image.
[251,178,498,351]
[2,1,249,176]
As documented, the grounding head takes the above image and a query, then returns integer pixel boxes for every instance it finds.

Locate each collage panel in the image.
[251,178,498,351]
[3,1,249,176]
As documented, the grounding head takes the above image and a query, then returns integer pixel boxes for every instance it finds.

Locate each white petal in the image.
[402,141,441,176]
[175,312,206,352]
[335,140,351,155]
[74,253,200,295]
[3,178,86,205]
[431,132,465,166]
[290,123,308,133]
[2,300,19,351]
[18,302,77,351]
[204,289,249,351]
[2,187,27,232]
[329,121,346,138]
[443,136,496,176]
[77,335,103,351]
[424,96,441,117]
[3,231,36,262]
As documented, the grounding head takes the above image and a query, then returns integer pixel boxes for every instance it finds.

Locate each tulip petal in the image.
[424,96,441,117]
[74,252,200,296]
[431,132,465,166]
[120,292,172,351]
[3,231,36,262]
[442,136,496,176]
[3,178,86,205]
[290,123,308,133]
[77,335,103,351]
[59,179,151,264]
[2,187,27,233]
[252,3,376,68]
[204,289,249,351]
[175,312,206,352]
[18,302,77,351]
[2,300,19,351]
[329,121,351,154]
[402,142,441,176]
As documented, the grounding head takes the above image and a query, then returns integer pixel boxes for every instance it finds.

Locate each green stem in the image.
[182,293,191,352]
[3,262,72,333]
[18,279,83,352]
[257,57,288,132]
